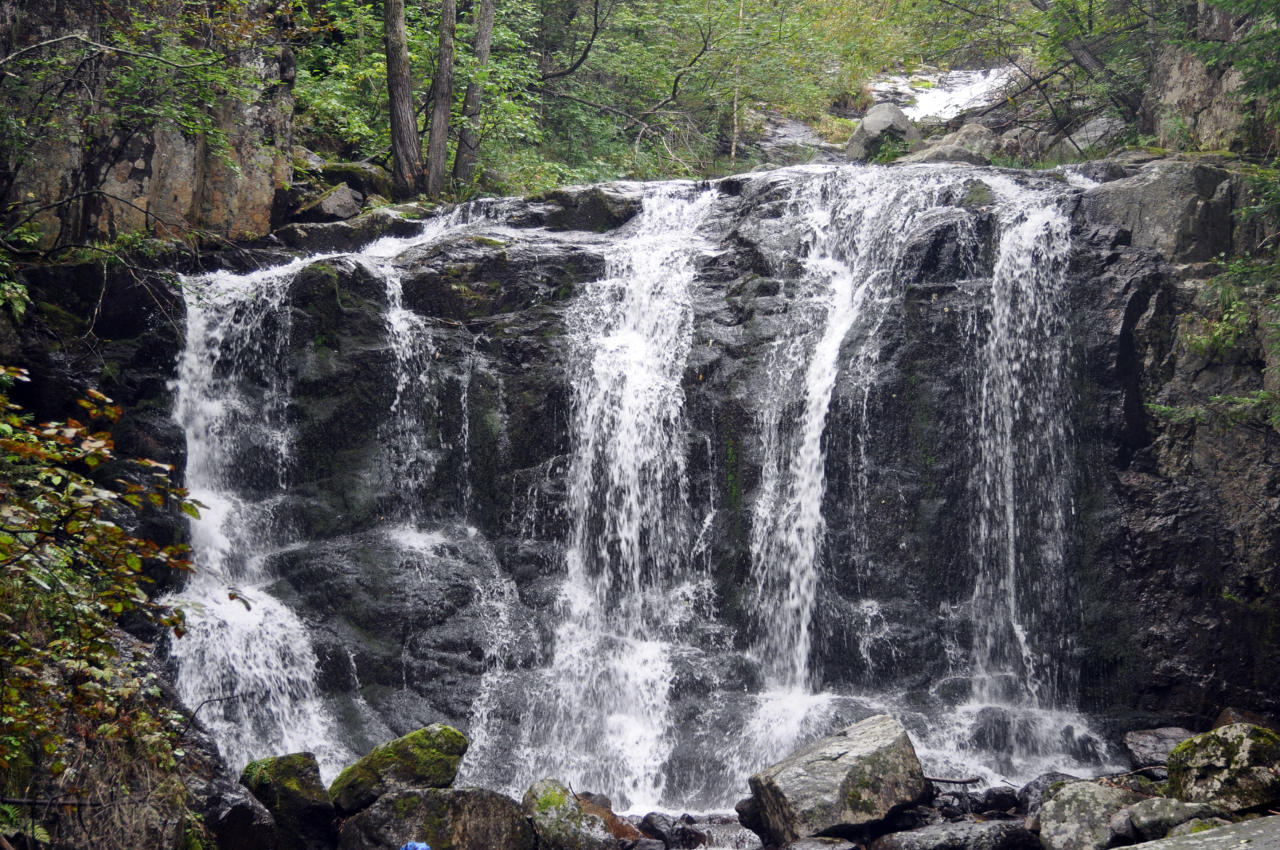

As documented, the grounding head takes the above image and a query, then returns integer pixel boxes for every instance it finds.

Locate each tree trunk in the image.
[384,0,424,198]
[452,0,497,189]
[426,0,457,197]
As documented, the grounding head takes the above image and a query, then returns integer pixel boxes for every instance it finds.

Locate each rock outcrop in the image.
[241,752,339,850]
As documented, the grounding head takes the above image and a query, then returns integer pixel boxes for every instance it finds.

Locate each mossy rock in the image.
[1167,723,1280,812]
[329,724,469,816]
[338,788,535,850]
[320,161,395,199]
[1039,781,1141,850]
[240,752,337,850]
[519,778,615,850]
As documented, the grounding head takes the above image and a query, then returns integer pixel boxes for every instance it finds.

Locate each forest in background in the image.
[2,0,1280,844]
[0,0,1276,235]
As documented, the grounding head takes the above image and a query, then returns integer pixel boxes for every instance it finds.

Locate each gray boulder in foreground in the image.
[1127,815,1280,849]
[748,714,929,845]
[869,820,1038,850]
[1039,781,1141,850]
[1167,723,1280,811]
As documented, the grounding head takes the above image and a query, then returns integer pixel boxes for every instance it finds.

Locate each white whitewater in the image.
[167,213,484,779]
[513,184,717,811]
[168,256,352,776]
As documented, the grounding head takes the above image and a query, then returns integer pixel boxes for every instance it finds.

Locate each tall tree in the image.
[452,0,498,189]
[426,0,457,196]
[384,0,425,197]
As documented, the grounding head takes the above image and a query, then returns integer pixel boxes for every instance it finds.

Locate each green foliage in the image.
[0,0,271,250]
[1194,0,1280,128]
[1186,254,1280,358]
[0,366,198,777]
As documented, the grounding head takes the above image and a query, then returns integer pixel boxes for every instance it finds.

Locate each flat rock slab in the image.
[1129,815,1280,849]
[870,819,1038,850]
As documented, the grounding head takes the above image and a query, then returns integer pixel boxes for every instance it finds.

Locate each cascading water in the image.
[168,256,352,775]
[168,163,1122,814]
[168,209,492,778]
[510,185,717,811]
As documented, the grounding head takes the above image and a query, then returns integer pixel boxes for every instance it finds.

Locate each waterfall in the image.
[510,184,717,811]
[167,211,486,778]
[166,164,1119,808]
[747,168,974,692]
[168,256,352,776]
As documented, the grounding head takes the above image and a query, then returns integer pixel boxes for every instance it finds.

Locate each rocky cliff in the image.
[4,155,1278,813]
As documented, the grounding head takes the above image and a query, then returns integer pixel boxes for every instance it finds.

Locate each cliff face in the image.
[1076,156,1280,720]
[4,156,1277,816]
[0,0,294,246]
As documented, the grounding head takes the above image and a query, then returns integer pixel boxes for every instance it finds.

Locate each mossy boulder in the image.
[1039,781,1141,850]
[1167,723,1280,811]
[240,752,338,850]
[337,787,534,850]
[747,714,929,845]
[520,778,617,850]
[329,724,470,816]
[1109,797,1226,844]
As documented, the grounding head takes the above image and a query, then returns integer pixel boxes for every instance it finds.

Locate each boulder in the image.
[1016,773,1078,816]
[520,778,617,850]
[241,752,338,850]
[748,714,929,845]
[1108,797,1225,844]
[329,724,469,816]
[321,161,395,199]
[937,124,1001,156]
[338,787,535,850]
[295,182,365,223]
[1213,708,1277,732]
[978,786,1020,814]
[1167,723,1280,811]
[1081,159,1238,262]
[204,781,280,850]
[1124,727,1195,776]
[846,104,923,161]
[1047,116,1127,159]
[869,820,1038,850]
[1140,816,1280,847]
[899,144,990,165]
[735,795,766,837]
[1038,781,1141,850]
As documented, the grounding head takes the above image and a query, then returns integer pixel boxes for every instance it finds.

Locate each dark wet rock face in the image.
[11,156,1273,823]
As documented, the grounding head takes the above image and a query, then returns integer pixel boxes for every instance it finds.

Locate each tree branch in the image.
[540,0,612,81]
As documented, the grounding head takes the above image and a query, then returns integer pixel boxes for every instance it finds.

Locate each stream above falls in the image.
[166,162,1132,812]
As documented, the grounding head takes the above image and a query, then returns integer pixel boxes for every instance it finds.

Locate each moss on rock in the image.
[329,723,470,816]
[1167,723,1280,812]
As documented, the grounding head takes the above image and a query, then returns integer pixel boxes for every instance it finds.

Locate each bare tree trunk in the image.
[452,0,497,189]
[384,0,424,198]
[426,0,457,197]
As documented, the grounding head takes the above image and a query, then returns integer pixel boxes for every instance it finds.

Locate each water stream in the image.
[169,163,1119,814]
